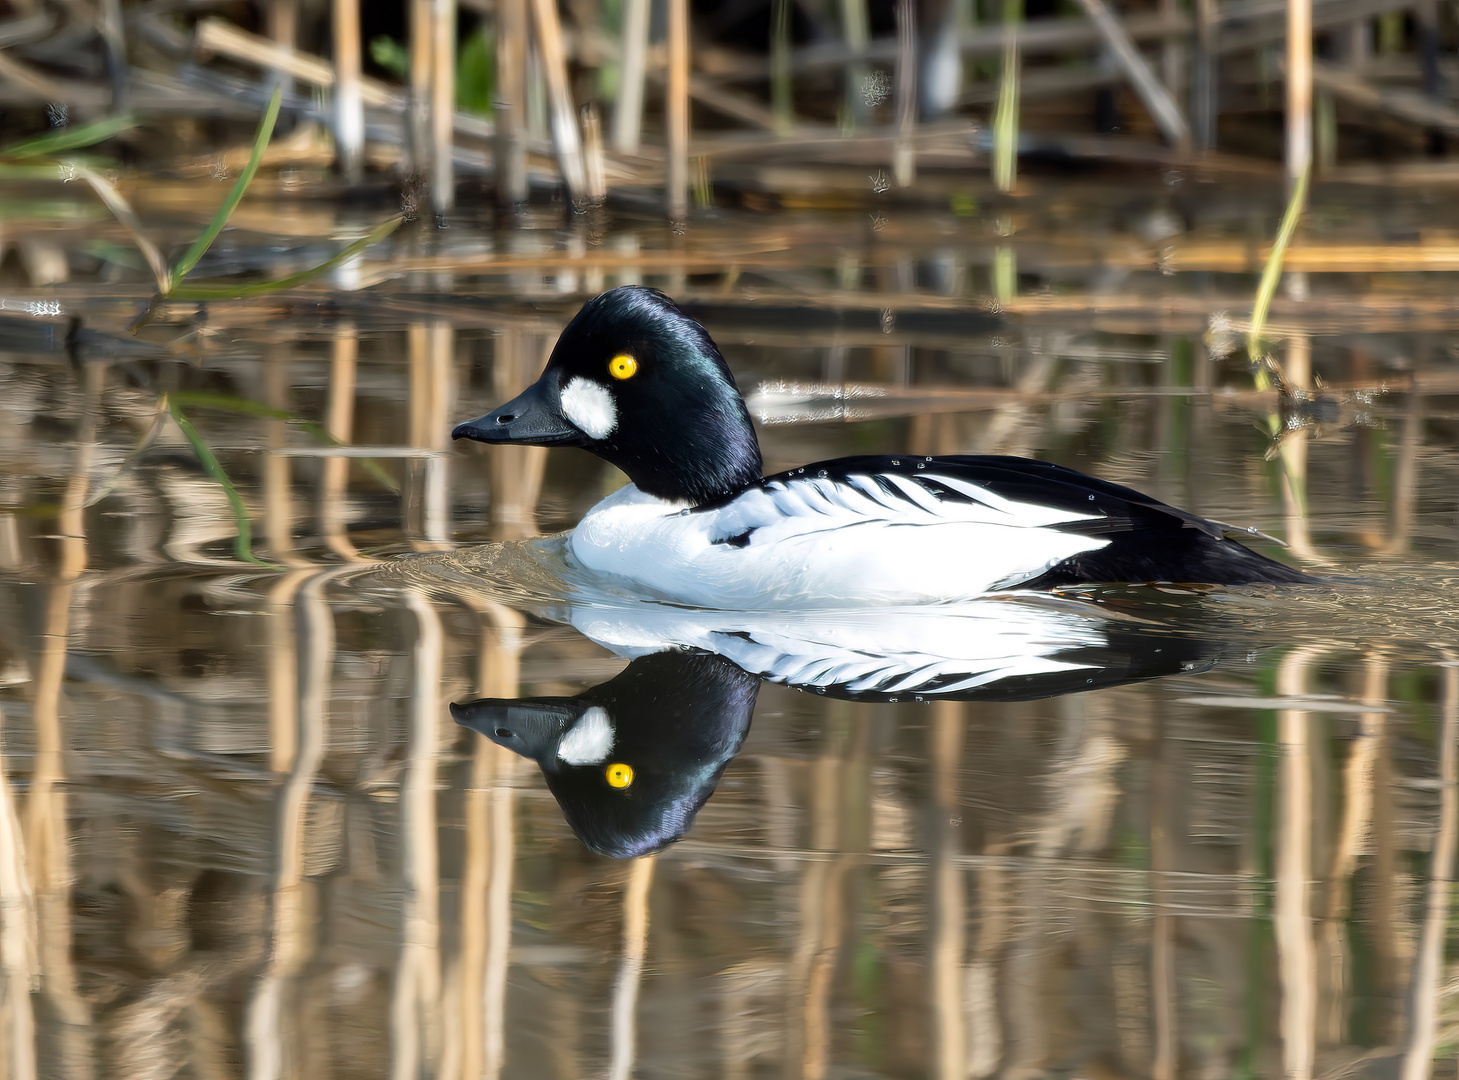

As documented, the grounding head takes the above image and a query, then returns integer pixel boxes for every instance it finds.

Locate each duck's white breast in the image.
[568,471,1110,608]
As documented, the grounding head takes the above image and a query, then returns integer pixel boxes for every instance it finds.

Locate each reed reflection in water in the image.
[0,222,1456,1076]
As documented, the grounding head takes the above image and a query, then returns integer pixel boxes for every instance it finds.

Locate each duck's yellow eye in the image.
[605,763,634,788]
[608,354,638,380]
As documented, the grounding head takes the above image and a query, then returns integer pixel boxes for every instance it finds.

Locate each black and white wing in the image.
[717,455,1310,589]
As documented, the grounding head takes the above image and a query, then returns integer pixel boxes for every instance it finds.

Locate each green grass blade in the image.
[170,390,401,492]
[167,87,282,291]
[993,239,1016,304]
[992,0,1022,193]
[1246,166,1310,385]
[0,115,138,160]
[170,391,292,421]
[166,396,270,565]
[1248,168,1313,540]
[165,214,404,300]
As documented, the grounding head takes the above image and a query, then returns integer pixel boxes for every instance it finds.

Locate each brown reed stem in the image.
[614,0,650,153]
[332,0,363,182]
[495,0,528,208]
[431,0,456,214]
[666,0,690,221]
[1288,0,1313,184]
[529,0,586,204]
[894,0,916,186]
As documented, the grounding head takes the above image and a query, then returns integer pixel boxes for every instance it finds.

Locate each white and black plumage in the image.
[560,595,1224,703]
[451,604,1225,856]
[453,286,1310,607]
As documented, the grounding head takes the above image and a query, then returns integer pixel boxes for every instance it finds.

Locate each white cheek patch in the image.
[560,377,617,440]
[557,706,615,765]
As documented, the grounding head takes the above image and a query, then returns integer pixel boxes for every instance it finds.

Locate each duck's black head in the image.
[450,650,760,858]
[452,286,763,505]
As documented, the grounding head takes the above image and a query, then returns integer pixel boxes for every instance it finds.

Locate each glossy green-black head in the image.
[450,650,759,858]
[452,286,763,505]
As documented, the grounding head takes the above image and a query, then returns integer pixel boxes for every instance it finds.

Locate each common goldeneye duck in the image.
[452,286,1311,607]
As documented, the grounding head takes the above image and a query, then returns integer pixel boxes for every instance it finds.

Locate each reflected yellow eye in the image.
[609,354,638,380]
[606,763,634,788]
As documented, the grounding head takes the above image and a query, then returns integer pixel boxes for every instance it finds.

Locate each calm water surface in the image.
[0,182,1457,1078]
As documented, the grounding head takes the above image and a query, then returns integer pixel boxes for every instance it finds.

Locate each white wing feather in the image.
[569,471,1109,608]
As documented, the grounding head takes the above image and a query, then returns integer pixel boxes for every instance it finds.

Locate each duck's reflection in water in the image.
[453,651,759,858]
[453,595,1227,857]
[559,593,1220,701]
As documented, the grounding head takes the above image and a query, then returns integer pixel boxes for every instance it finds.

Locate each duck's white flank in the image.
[560,378,617,439]
[557,706,615,765]
[568,469,1112,608]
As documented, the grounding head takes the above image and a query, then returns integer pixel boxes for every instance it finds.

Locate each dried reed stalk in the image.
[771,0,793,134]
[1068,0,1190,148]
[394,592,444,1079]
[528,0,586,203]
[1192,0,1219,146]
[841,0,871,126]
[195,17,394,107]
[332,0,364,182]
[1398,656,1459,1080]
[608,857,656,1080]
[666,0,689,220]
[1287,0,1313,184]
[582,103,607,203]
[431,0,456,213]
[410,0,433,170]
[267,0,297,94]
[495,0,528,207]
[614,0,650,153]
[1314,60,1459,135]
[893,0,916,187]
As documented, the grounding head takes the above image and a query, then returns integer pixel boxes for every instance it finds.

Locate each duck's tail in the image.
[943,455,1318,589]
[1021,526,1315,589]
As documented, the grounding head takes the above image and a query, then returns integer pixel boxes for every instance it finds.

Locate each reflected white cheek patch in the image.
[557,706,615,765]
[560,378,617,439]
